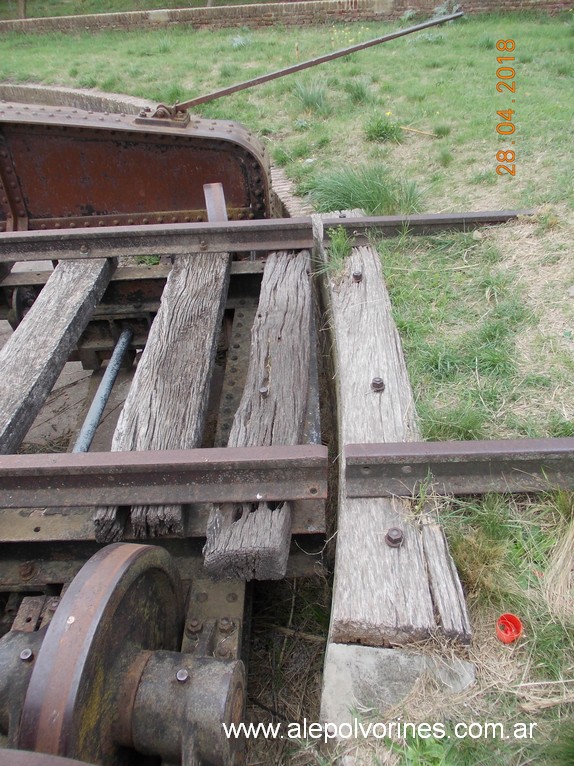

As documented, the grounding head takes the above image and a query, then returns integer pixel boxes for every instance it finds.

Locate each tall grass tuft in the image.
[303,164,421,215]
[364,115,403,143]
[292,80,332,117]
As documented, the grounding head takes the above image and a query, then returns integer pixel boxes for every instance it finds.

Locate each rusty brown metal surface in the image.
[0,210,533,265]
[345,438,574,497]
[0,104,270,232]
[0,444,327,508]
[172,12,464,112]
[16,544,183,763]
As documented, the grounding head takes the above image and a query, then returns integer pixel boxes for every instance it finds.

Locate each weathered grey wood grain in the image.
[421,511,472,643]
[0,258,113,454]
[203,250,312,580]
[315,212,469,645]
[94,252,230,541]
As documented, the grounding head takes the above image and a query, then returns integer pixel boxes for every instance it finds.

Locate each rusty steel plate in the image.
[0,103,270,232]
[345,438,574,497]
[16,544,183,764]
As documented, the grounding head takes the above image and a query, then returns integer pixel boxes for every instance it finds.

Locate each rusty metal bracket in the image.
[345,438,574,497]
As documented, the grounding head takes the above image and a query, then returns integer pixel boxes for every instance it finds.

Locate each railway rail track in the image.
[0,10,573,765]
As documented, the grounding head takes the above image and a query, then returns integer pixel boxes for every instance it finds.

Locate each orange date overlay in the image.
[496,39,516,176]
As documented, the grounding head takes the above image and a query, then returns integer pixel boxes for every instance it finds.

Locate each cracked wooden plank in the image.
[315,212,470,645]
[203,250,312,580]
[0,258,113,454]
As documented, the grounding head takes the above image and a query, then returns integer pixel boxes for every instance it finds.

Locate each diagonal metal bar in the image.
[173,12,464,111]
[345,439,574,497]
[0,445,327,508]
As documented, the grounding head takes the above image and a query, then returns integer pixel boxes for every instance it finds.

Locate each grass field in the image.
[1,10,573,765]
[0,0,269,18]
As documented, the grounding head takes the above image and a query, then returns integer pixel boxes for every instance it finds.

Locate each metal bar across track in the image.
[0,211,533,263]
[0,445,327,508]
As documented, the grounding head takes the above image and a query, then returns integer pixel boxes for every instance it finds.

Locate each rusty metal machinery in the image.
[0,109,270,233]
[0,544,245,766]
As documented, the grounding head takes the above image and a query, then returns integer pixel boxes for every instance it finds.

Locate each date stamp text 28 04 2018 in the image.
[495,39,516,177]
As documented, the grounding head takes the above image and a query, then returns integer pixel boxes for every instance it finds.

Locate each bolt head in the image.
[176,668,189,683]
[371,377,385,392]
[352,270,363,283]
[385,527,404,548]
[219,617,235,635]
[20,648,34,662]
[185,618,203,636]
[259,386,269,398]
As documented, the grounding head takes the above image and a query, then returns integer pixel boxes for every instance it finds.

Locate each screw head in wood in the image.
[371,377,385,392]
[385,527,404,548]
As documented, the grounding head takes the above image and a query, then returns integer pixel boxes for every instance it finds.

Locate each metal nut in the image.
[352,271,363,283]
[219,617,235,636]
[19,561,35,580]
[259,386,269,398]
[371,377,385,392]
[385,527,404,548]
[185,618,203,636]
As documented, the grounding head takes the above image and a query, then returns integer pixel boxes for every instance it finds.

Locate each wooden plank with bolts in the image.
[203,250,313,580]
[315,212,470,645]
[93,183,230,541]
[0,259,113,454]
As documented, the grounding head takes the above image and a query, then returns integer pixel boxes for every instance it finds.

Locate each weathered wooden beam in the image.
[0,259,113,454]
[94,185,231,541]
[203,250,313,580]
[314,212,470,645]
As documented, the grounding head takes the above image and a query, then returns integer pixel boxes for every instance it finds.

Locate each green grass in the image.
[0,14,570,210]
[364,115,403,143]
[302,164,421,215]
[0,0,271,17]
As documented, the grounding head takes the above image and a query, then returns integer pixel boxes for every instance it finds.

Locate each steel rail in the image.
[345,438,574,497]
[0,445,327,508]
[172,12,464,112]
[0,211,533,263]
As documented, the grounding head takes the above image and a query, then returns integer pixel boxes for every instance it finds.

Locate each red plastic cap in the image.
[496,613,523,644]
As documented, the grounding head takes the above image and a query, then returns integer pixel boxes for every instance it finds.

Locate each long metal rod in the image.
[0,211,533,264]
[72,328,133,453]
[0,444,328,508]
[345,438,574,497]
[175,11,464,111]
